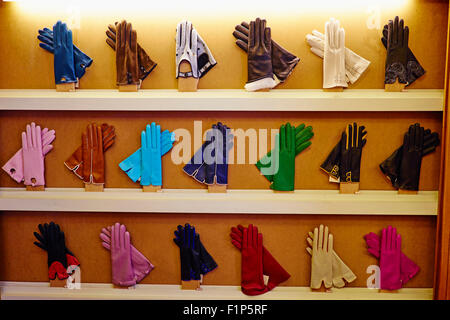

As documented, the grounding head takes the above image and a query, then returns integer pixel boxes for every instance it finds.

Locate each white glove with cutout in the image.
[310,224,333,289]
[306,231,356,288]
[176,20,198,78]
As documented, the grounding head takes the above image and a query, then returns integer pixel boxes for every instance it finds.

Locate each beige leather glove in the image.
[309,225,333,289]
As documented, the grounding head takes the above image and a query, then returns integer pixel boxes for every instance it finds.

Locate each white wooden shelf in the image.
[0,188,437,216]
[0,281,433,300]
[0,89,443,112]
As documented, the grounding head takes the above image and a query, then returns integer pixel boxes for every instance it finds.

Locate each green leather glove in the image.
[256,124,313,182]
[270,123,296,191]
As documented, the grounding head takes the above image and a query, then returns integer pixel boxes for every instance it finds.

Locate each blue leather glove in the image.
[119,130,175,182]
[141,123,162,186]
[52,21,77,84]
[184,122,233,185]
[182,139,212,183]
[38,27,93,80]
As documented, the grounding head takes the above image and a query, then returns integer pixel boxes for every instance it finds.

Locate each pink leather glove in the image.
[380,226,402,290]
[110,223,137,287]
[100,225,154,283]
[364,231,419,285]
[2,126,55,183]
[22,123,46,187]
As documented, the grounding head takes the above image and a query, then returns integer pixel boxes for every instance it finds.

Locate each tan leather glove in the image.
[64,124,115,179]
[116,20,139,85]
[106,22,157,82]
[82,124,105,185]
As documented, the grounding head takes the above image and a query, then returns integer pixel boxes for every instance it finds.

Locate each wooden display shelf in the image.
[0,89,443,112]
[0,188,438,216]
[0,281,433,300]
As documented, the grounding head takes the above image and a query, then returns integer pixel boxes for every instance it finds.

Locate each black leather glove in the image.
[339,123,367,183]
[398,123,425,191]
[380,128,439,189]
[320,141,340,180]
[385,16,409,84]
[381,24,424,86]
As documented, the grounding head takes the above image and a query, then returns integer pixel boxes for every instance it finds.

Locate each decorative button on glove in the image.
[3,124,55,184]
[106,22,157,82]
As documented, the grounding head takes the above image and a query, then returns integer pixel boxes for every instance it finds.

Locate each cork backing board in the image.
[0,1,447,288]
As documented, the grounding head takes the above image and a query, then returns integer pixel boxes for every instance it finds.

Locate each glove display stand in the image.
[181,279,201,290]
[398,189,418,195]
[26,185,45,191]
[385,80,406,92]
[85,183,104,192]
[339,182,359,194]
[49,278,67,287]
[118,84,139,92]
[323,87,344,92]
[142,185,161,192]
[208,184,227,193]
[178,61,198,92]
[55,83,76,92]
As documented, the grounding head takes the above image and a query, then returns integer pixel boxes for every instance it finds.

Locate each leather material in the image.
[246,18,275,89]
[398,123,424,191]
[115,20,139,85]
[339,122,367,183]
[381,24,425,86]
[233,21,299,82]
[106,23,157,81]
[82,123,105,185]
[52,21,77,84]
[379,129,439,189]
[385,16,409,84]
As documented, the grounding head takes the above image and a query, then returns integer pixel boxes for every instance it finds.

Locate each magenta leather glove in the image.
[110,223,136,287]
[100,225,154,283]
[22,123,46,187]
[3,126,55,183]
[380,226,402,290]
[364,231,419,285]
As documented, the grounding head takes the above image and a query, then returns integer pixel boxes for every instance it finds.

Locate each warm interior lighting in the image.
[8,0,409,16]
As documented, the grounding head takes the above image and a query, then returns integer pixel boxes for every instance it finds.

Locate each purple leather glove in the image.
[22,123,46,187]
[380,226,402,290]
[364,231,419,285]
[110,223,136,287]
[100,225,154,283]
[2,126,55,183]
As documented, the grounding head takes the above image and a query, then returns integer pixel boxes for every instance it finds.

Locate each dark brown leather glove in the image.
[233,21,299,83]
[106,23,157,81]
[244,18,276,92]
[115,20,139,85]
[81,123,105,185]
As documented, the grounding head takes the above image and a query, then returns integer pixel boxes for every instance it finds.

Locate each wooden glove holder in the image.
[385,80,406,92]
[339,182,360,194]
[181,280,201,290]
[50,278,67,288]
[56,82,76,92]
[84,183,104,192]
[178,61,198,92]
[142,185,162,192]
[208,184,227,193]
[26,185,45,191]
[119,84,139,92]
[311,284,331,292]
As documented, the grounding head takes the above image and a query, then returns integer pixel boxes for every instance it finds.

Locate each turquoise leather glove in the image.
[119,130,175,182]
[141,123,162,186]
